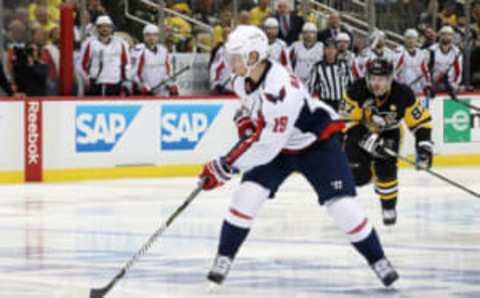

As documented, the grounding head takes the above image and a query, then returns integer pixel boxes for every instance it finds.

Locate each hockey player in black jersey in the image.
[341,59,433,226]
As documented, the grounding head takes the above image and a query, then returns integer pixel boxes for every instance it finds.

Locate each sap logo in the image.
[76,105,141,152]
[161,104,222,150]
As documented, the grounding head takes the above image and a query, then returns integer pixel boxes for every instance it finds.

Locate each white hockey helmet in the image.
[96,15,113,26]
[404,28,419,38]
[302,22,318,33]
[264,17,279,28]
[143,24,159,35]
[439,25,454,35]
[225,25,268,76]
[336,32,350,42]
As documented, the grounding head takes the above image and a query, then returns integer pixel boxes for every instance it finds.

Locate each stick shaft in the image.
[384,148,480,198]
[90,183,203,297]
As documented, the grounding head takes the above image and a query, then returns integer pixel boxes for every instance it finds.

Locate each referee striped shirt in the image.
[308,58,353,110]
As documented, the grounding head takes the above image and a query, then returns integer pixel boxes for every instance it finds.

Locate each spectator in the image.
[317,12,353,48]
[29,0,60,24]
[132,24,179,96]
[87,0,107,23]
[5,20,28,81]
[429,25,463,92]
[79,16,131,96]
[263,18,289,67]
[164,3,193,49]
[42,27,60,95]
[239,10,251,25]
[249,0,271,27]
[13,43,48,96]
[33,5,57,33]
[439,1,459,27]
[274,0,304,45]
[421,26,437,49]
[31,26,48,50]
[213,10,233,47]
[0,61,14,96]
[289,22,324,84]
[14,7,30,27]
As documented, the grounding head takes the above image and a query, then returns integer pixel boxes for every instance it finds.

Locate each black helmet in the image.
[367,59,394,77]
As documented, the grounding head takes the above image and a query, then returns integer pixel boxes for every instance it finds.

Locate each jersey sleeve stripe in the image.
[225,112,266,166]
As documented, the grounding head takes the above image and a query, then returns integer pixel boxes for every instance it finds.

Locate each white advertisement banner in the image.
[43,99,238,170]
[0,102,23,171]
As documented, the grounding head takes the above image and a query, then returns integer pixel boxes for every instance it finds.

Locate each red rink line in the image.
[0,95,239,102]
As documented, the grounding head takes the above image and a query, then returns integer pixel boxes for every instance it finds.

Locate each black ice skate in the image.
[382,209,397,226]
[371,258,399,287]
[207,255,233,285]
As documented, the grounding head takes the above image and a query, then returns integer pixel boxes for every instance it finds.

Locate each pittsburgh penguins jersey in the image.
[224,60,342,173]
[288,41,324,84]
[341,78,432,143]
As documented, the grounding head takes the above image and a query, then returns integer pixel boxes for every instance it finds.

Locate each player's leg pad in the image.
[225,182,270,229]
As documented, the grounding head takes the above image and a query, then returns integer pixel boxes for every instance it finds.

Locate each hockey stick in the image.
[445,81,480,112]
[151,65,191,91]
[89,180,204,298]
[383,148,480,198]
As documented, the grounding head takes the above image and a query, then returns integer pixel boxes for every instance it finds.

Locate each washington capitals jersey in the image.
[224,60,342,173]
[353,47,396,79]
[394,46,431,94]
[288,41,324,84]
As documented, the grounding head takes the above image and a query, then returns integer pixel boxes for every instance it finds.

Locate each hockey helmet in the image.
[225,25,268,76]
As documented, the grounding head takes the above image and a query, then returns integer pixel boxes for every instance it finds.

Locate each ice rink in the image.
[0,167,479,298]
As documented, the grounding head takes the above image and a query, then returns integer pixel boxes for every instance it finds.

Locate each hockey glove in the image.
[416,141,433,170]
[200,158,235,190]
[359,133,388,158]
[423,85,436,99]
[234,106,255,138]
[140,83,152,95]
[168,84,179,96]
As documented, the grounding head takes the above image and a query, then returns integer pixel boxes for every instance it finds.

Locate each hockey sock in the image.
[218,220,250,259]
[326,198,385,265]
[375,180,398,210]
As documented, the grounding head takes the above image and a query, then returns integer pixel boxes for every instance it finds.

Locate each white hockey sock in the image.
[326,197,373,243]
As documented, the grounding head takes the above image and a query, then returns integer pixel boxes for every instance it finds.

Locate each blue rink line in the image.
[0,225,479,254]
[5,224,480,255]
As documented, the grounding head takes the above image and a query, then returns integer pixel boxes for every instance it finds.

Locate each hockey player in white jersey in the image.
[428,26,463,92]
[289,22,324,84]
[336,32,355,68]
[132,24,178,96]
[353,30,395,79]
[199,25,399,289]
[394,29,433,95]
[208,26,233,94]
[263,17,289,67]
[79,16,131,96]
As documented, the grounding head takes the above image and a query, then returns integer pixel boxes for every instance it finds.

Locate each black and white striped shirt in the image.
[308,58,353,110]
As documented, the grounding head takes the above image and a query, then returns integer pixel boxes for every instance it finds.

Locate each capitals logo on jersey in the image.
[161,104,222,150]
[76,105,141,152]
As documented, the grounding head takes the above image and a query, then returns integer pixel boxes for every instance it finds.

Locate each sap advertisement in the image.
[42,99,237,170]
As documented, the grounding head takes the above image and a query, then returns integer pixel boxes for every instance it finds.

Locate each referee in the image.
[308,39,353,111]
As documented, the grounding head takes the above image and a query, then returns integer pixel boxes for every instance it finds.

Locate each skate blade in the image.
[207,281,223,294]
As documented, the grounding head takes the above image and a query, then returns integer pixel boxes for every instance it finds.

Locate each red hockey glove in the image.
[233,107,255,138]
[168,84,179,96]
[140,84,152,95]
[199,158,234,191]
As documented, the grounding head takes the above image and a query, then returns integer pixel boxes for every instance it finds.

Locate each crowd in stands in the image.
[1,0,480,97]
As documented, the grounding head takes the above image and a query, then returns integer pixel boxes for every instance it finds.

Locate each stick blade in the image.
[89,287,109,298]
